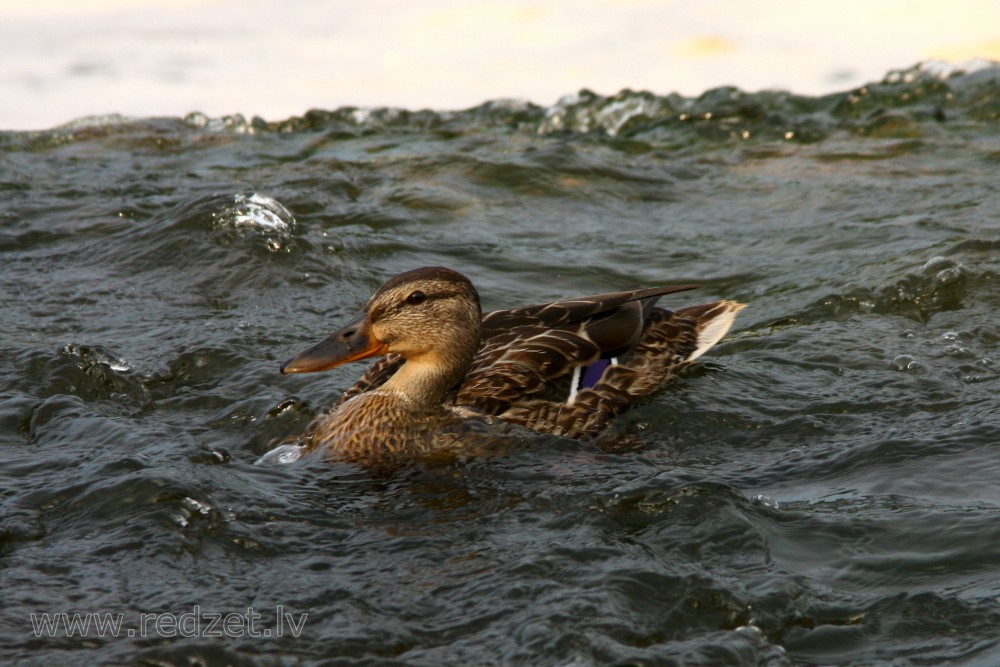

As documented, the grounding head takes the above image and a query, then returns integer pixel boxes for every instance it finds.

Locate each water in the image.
[2,62,1000,665]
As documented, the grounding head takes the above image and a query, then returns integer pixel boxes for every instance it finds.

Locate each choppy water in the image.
[3,62,1000,666]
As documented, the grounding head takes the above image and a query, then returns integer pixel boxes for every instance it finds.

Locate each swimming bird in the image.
[277,266,743,464]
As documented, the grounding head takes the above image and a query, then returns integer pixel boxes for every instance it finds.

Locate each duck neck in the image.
[382,349,475,407]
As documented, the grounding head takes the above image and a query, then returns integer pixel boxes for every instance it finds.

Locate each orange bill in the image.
[280,312,388,374]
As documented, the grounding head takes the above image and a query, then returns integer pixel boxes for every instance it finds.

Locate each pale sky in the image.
[2,0,999,130]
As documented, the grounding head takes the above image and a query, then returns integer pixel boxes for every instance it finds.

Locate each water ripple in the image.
[3,63,1000,665]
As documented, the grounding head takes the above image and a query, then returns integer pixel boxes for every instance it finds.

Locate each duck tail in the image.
[675,299,746,363]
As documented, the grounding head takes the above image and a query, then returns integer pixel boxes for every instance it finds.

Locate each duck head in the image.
[280,267,483,391]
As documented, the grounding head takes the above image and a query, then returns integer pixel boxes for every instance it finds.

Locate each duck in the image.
[275,266,744,464]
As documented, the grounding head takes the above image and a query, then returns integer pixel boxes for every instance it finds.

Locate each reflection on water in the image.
[2,63,1000,665]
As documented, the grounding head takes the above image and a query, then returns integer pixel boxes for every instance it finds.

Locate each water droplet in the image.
[256,443,309,465]
[943,344,972,358]
[891,354,921,371]
[921,256,953,273]
[934,266,965,287]
[181,497,214,516]
[735,624,764,640]
[752,494,780,510]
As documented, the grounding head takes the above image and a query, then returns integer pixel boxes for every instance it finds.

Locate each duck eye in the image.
[405,290,426,305]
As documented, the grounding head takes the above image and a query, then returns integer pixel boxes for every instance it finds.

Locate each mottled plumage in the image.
[276,266,744,464]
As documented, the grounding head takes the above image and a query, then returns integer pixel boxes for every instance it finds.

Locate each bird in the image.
[273,266,744,465]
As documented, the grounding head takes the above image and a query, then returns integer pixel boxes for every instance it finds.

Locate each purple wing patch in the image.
[580,358,612,388]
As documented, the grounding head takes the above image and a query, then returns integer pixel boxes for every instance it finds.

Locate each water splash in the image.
[255,442,310,465]
[218,193,294,233]
[211,193,295,252]
[63,343,130,373]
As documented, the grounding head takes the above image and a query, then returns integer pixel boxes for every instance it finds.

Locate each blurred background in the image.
[2,0,999,130]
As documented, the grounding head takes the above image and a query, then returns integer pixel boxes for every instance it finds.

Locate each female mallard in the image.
[277,266,743,464]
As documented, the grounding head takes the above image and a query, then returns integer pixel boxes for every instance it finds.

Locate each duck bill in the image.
[280,312,388,374]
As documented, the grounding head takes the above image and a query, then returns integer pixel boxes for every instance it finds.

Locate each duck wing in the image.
[494,300,745,438]
[455,284,698,415]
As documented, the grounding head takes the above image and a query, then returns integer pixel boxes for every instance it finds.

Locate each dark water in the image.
[3,62,1000,666]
